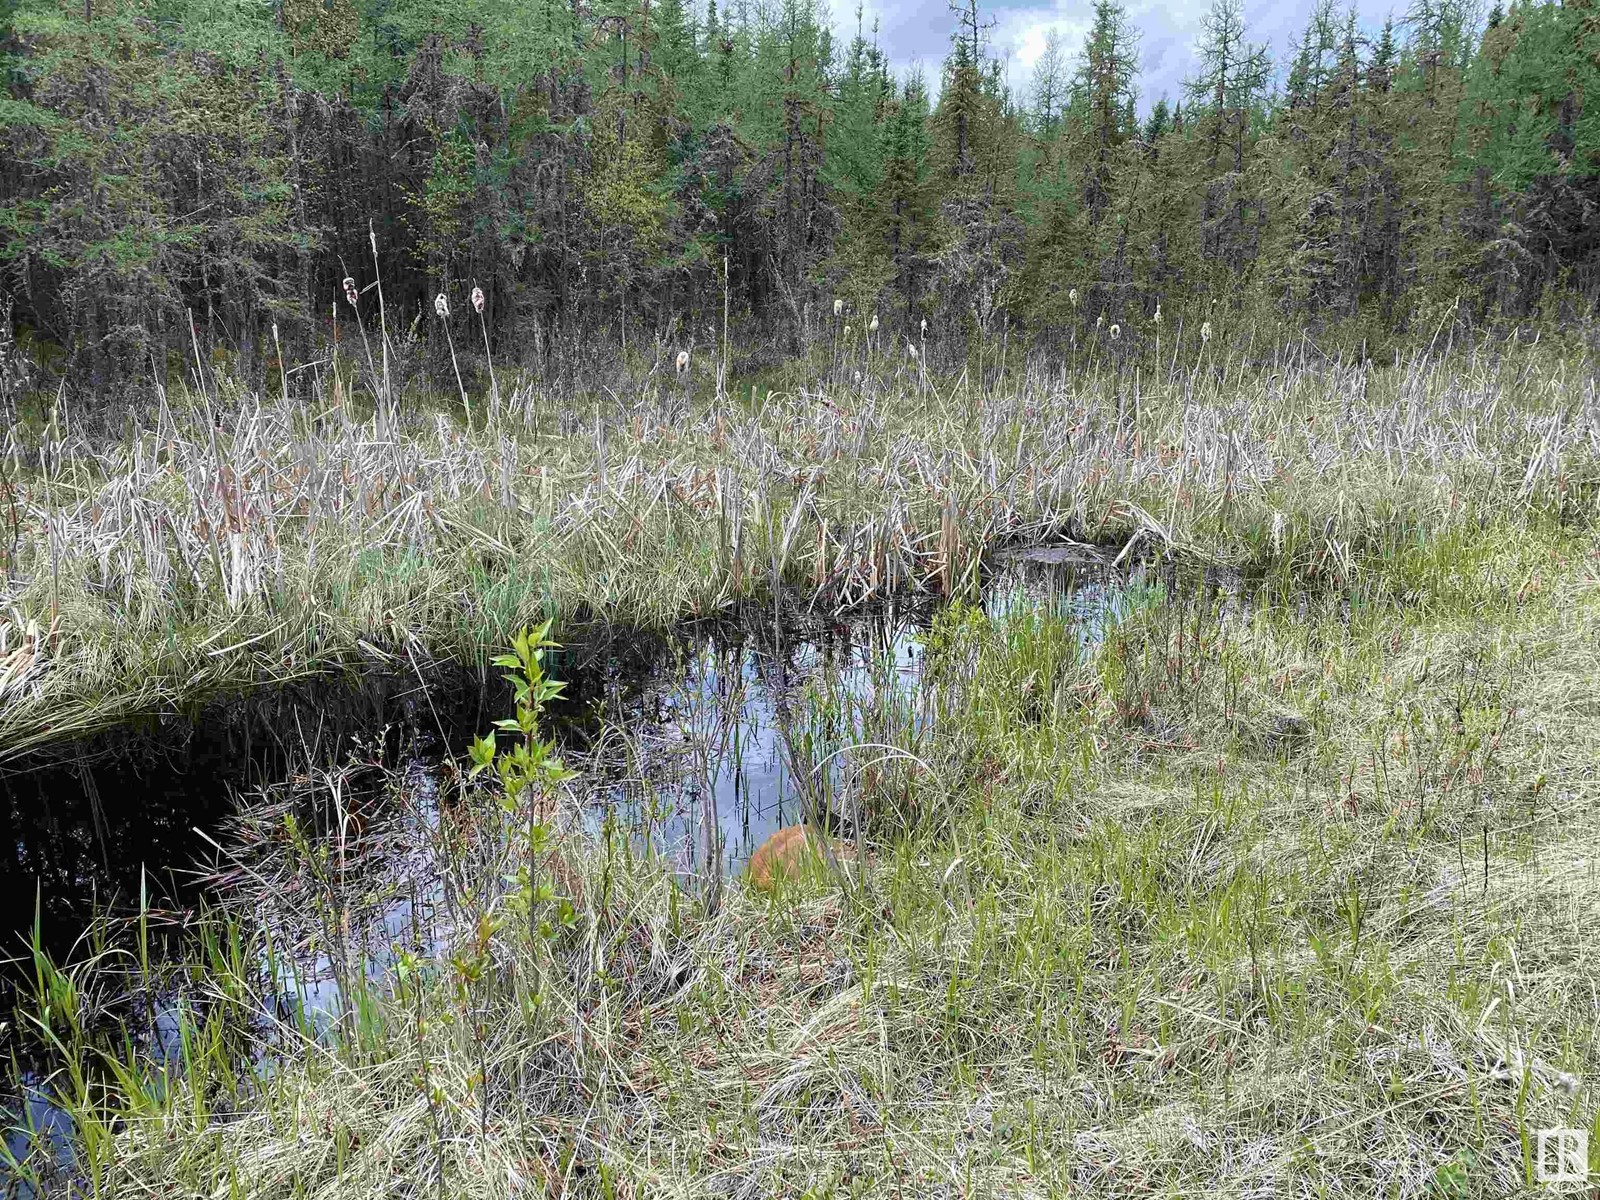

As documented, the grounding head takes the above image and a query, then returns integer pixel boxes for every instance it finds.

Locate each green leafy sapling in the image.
[468,622,578,993]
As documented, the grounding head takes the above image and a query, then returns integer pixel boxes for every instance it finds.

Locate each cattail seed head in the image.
[1068,287,1080,309]
[434,293,449,320]
[919,317,928,335]
[869,313,879,333]
[471,285,485,314]
[1201,320,1214,343]
[1153,304,1162,325]
[907,342,918,359]
[1110,323,1121,341]
[843,325,852,339]
[833,298,843,317]
[342,277,359,307]
[1096,315,1105,330]
[852,369,862,385]
[675,349,690,374]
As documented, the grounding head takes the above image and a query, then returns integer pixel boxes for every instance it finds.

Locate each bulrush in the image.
[471,281,497,412]
[435,291,469,422]
[746,824,855,891]
[339,276,379,396]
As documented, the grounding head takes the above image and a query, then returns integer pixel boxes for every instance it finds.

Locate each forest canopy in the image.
[1,0,1597,384]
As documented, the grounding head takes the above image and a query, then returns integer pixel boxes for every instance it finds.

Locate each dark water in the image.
[0,632,698,971]
[0,552,1188,972]
[0,603,943,1191]
[0,550,1202,1190]
[0,667,488,969]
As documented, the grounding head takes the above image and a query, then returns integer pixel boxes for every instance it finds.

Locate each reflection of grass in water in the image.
[589,610,930,878]
[8,341,1600,1193]
[14,517,1599,1196]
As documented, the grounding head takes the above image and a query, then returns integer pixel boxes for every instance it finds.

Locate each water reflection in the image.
[0,560,1174,985]
[1,558,1176,1191]
[0,666,510,969]
[587,602,929,878]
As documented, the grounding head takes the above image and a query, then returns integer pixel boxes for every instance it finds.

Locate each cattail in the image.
[1068,287,1080,309]
[833,298,843,317]
[907,342,918,360]
[471,280,498,411]
[1153,304,1162,325]
[1201,320,1213,343]
[919,317,928,336]
[869,313,879,334]
[1096,315,1105,330]
[843,325,852,339]
[1110,323,1121,341]
[675,349,690,375]
[852,369,862,385]
[342,277,359,307]
[435,291,467,420]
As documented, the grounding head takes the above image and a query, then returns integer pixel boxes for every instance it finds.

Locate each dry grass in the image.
[5,335,1600,1196]
[9,501,1599,1197]
[1,339,1595,755]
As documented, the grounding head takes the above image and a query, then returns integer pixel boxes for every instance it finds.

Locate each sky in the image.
[848,0,1409,114]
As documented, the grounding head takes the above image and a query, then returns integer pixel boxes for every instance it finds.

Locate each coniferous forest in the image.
[2,0,1598,387]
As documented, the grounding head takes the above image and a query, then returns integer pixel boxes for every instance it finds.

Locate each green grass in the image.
[7,505,1599,1197]
[6,332,1600,1195]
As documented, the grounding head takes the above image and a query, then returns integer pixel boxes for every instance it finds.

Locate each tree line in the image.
[1,0,1597,387]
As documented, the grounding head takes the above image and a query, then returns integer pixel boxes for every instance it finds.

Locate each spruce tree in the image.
[1183,0,1272,292]
[877,72,936,328]
[1075,0,1140,222]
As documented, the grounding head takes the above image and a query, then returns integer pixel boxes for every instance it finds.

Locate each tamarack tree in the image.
[0,0,1596,387]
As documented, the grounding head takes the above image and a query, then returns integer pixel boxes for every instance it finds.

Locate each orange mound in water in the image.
[745,824,855,890]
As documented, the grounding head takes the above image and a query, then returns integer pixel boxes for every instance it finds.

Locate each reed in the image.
[0,333,1595,763]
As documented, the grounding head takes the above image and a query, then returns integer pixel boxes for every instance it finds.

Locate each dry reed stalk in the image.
[2,341,1596,754]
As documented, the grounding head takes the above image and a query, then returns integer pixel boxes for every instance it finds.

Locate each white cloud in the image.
[833,0,1401,113]
[997,9,1093,81]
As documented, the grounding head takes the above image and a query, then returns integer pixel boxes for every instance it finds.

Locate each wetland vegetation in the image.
[3,334,1599,1197]
[4,0,1600,1191]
